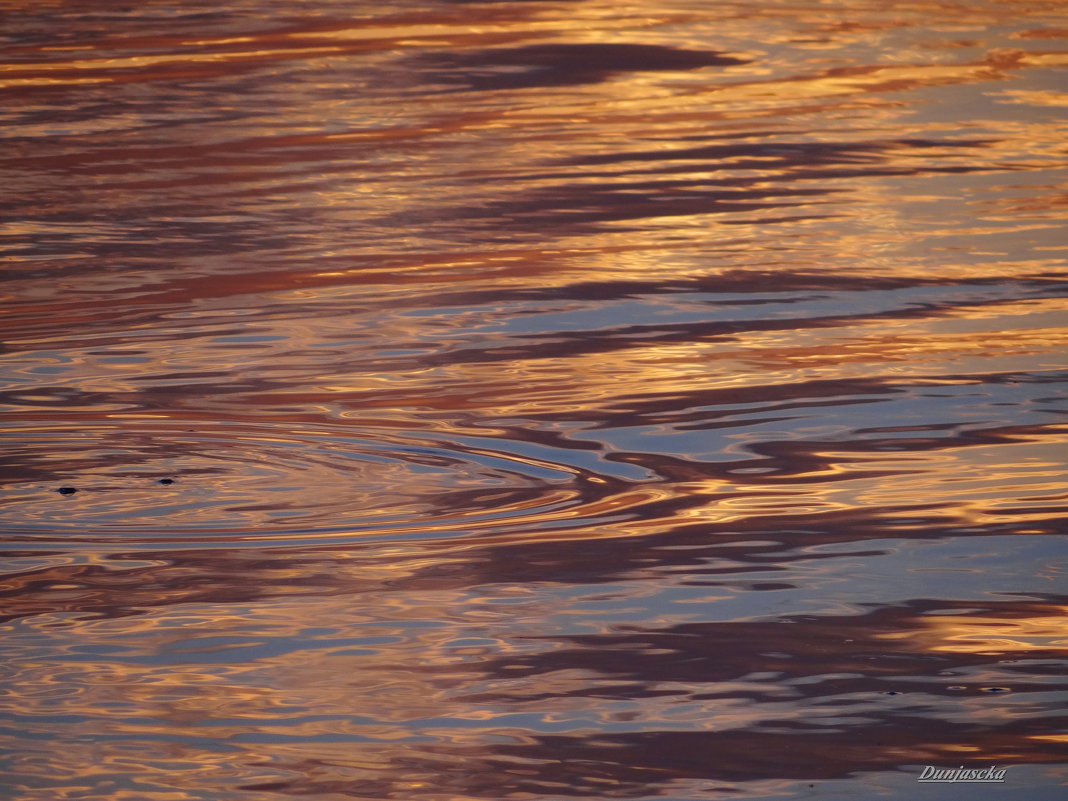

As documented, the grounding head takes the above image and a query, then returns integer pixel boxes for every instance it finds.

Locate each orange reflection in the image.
[910,607,1068,654]
[3,0,1067,797]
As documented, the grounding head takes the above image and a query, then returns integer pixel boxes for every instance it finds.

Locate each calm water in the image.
[2,0,1067,799]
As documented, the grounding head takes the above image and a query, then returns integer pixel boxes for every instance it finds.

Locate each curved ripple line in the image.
[0,420,631,543]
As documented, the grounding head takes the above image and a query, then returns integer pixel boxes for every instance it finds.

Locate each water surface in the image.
[2,0,1067,799]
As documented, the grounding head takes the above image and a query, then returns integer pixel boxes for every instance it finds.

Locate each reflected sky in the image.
[1,0,1066,799]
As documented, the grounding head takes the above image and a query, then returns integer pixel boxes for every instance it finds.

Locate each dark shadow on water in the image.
[417,43,749,91]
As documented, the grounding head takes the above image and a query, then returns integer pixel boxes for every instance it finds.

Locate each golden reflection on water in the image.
[2,0,1067,798]
[912,607,1068,654]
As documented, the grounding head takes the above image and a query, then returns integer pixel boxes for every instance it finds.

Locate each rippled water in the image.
[2,0,1067,798]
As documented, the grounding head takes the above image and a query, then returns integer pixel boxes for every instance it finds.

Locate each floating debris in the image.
[56,487,78,496]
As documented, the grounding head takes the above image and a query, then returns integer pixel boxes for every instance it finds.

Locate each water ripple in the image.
[2,0,1067,798]
[1,420,635,542]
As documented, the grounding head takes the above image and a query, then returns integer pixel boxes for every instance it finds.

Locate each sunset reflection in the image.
[2,0,1066,798]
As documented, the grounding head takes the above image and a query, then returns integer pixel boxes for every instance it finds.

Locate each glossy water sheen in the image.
[2,1,1067,799]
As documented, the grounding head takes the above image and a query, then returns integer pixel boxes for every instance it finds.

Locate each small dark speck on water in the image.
[158,478,175,485]
[56,487,78,496]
